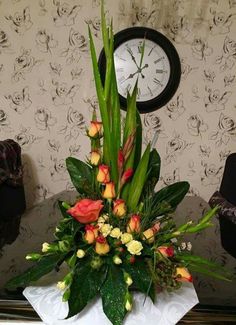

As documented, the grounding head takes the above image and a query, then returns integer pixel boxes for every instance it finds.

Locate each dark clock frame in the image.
[98,27,181,114]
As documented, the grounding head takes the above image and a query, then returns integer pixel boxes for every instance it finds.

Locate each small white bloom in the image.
[113,255,122,265]
[121,233,133,244]
[76,249,85,258]
[187,242,192,251]
[110,227,121,239]
[180,242,187,250]
[126,240,143,256]
[97,214,109,229]
[57,281,66,290]
[42,242,50,253]
[100,223,113,237]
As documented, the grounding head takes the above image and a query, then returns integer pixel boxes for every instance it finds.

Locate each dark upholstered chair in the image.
[209,153,236,258]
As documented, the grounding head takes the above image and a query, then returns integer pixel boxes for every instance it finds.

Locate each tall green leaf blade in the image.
[5,255,65,289]
[68,262,107,318]
[133,111,142,170]
[152,181,190,211]
[88,27,111,166]
[127,144,151,211]
[123,259,155,303]
[100,265,127,325]
[66,157,93,195]
[123,83,137,145]
[143,149,161,195]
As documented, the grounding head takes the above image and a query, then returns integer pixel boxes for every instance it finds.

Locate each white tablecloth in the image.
[23,281,198,325]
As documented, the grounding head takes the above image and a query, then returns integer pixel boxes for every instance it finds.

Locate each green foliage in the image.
[151,181,190,216]
[127,144,151,211]
[66,157,93,196]
[67,261,107,318]
[100,265,128,325]
[123,259,155,303]
[6,254,65,289]
[143,149,161,195]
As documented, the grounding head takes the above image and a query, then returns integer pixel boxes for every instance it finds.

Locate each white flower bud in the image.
[57,281,66,290]
[113,255,122,265]
[76,249,85,258]
[42,242,50,253]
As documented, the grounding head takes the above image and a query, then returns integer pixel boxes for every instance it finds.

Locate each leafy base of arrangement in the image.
[6,2,232,325]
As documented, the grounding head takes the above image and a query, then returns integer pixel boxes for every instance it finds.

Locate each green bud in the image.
[26,253,42,261]
[58,240,71,252]
[90,256,103,270]
[62,288,70,302]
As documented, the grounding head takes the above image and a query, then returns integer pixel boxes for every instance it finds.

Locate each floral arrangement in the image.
[6,3,231,325]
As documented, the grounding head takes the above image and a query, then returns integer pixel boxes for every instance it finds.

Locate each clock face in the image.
[114,38,171,102]
[98,27,181,113]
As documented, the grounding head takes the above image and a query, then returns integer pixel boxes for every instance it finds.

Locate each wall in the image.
[0,0,236,209]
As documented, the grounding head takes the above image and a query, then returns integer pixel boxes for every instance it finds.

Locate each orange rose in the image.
[142,222,160,243]
[67,199,103,224]
[97,164,110,183]
[113,199,126,217]
[90,150,101,166]
[157,246,174,258]
[95,235,110,255]
[103,182,116,199]
[88,121,102,138]
[175,267,193,282]
[127,214,141,233]
[84,224,99,244]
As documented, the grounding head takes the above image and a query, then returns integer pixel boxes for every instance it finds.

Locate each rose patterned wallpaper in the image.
[0,0,236,209]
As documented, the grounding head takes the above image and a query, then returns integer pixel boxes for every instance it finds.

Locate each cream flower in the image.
[110,227,121,239]
[113,255,122,265]
[42,242,50,253]
[100,223,113,237]
[126,240,143,255]
[76,249,85,258]
[121,233,133,244]
[57,281,66,290]
[97,214,109,228]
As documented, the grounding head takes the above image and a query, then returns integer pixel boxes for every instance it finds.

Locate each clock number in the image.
[156,69,167,74]
[153,78,163,87]
[137,87,141,99]
[148,86,153,97]
[154,56,164,64]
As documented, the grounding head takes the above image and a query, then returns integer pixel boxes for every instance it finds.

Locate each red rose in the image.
[67,199,103,224]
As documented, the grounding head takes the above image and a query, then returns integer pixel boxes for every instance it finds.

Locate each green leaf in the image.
[100,265,127,325]
[66,157,93,195]
[123,259,155,303]
[176,253,233,281]
[143,149,161,194]
[127,144,151,211]
[68,262,107,318]
[152,181,190,212]
[133,111,142,170]
[5,254,65,289]
[88,26,111,167]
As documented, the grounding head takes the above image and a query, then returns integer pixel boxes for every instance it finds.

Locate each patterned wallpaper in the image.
[0,0,236,209]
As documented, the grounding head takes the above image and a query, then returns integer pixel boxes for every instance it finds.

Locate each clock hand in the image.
[126,47,140,69]
[120,71,139,84]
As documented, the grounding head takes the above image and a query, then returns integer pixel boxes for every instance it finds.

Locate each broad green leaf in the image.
[152,181,190,211]
[143,149,161,194]
[123,259,155,302]
[127,144,151,211]
[5,254,65,289]
[66,157,93,195]
[68,262,107,318]
[100,265,127,325]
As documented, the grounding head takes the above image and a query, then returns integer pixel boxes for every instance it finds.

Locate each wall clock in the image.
[98,27,181,113]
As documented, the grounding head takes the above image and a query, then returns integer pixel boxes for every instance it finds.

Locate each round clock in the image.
[98,27,181,113]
